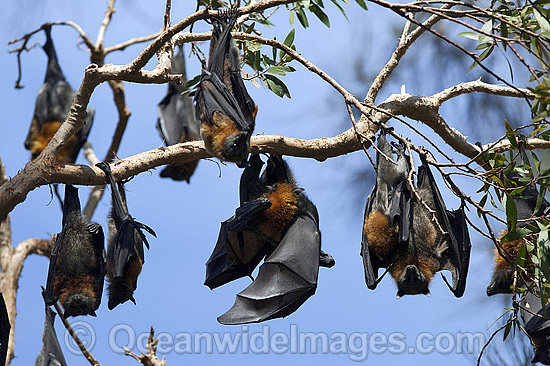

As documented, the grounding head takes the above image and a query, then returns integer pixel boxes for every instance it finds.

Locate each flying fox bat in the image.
[24,25,94,164]
[96,162,156,310]
[157,46,201,182]
[521,290,550,364]
[0,292,9,366]
[487,140,550,296]
[35,292,67,366]
[194,9,257,167]
[44,185,106,317]
[361,132,471,298]
[205,154,334,324]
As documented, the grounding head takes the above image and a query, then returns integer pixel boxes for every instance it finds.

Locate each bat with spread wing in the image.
[157,46,201,182]
[521,290,550,365]
[194,9,256,167]
[487,139,550,296]
[35,291,67,366]
[0,292,8,366]
[205,154,334,324]
[96,162,156,310]
[44,184,106,317]
[24,25,94,164]
[362,132,471,298]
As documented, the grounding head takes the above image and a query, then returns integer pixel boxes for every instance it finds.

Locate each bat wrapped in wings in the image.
[44,184,106,317]
[24,25,94,164]
[96,162,156,310]
[35,291,67,366]
[157,46,201,182]
[361,132,471,298]
[205,154,334,324]
[521,290,550,365]
[0,292,9,366]
[487,139,550,296]
[194,9,257,167]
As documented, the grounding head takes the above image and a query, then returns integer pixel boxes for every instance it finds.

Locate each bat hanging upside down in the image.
[24,25,94,164]
[205,154,334,324]
[194,9,257,167]
[361,131,471,298]
[96,162,156,310]
[486,139,550,296]
[44,184,106,317]
[157,45,201,182]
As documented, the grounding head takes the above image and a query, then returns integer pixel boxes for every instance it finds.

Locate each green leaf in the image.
[184,74,201,88]
[267,66,289,76]
[505,119,517,148]
[296,8,309,28]
[458,32,481,41]
[534,7,550,32]
[479,19,494,43]
[467,45,494,72]
[283,29,296,47]
[248,42,263,52]
[289,11,295,25]
[505,194,518,231]
[310,3,331,27]
[264,74,291,98]
[330,0,349,20]
[501,228,530,242]
[355,0,368,10]
[503,318,512,341]
[516,242,527,268]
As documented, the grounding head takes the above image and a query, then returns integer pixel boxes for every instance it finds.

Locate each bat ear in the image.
[396,291,403,299]
[293,188,305,195]
[89,311,97,317]
[130,296,136,305]
[423,290,431,297]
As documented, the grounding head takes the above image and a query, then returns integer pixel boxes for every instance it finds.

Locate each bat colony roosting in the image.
[2,7,549,366]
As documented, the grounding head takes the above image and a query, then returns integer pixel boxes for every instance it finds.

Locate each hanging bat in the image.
[194,9,257,167]
[157,46,201,182]
[96,162,156,310]
[487,140,549,296]
[24,25,94,164]
[35,291,67,366]
[44,184,106,317]
[362,132,471,298]
[0,292,9,366]
[521,290,550,365]
[205,154,334,324]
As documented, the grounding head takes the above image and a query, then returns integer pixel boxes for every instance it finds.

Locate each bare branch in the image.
[53,301,101,366]
[96,0,117,51]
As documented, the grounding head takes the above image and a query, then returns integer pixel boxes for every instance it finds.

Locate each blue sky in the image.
[0,1,529,365]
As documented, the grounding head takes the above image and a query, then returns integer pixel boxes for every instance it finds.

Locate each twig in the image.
[52,301,101,366]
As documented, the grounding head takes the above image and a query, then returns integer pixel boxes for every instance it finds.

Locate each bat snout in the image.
[63,293,94,316]
[396,265,429,298]
[222,132,250,165]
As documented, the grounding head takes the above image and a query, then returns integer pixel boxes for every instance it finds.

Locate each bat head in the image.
[107,279,136,310]
[61,292,96,317]
[222,131,250,167]
[533,338,550,365]
[486,269,514,296]
[396,265,430,298]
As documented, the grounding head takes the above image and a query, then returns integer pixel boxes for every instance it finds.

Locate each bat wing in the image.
[418,155,471,298]
[37,292,67,366]
[157,93,185,146]
[0,292,9,366]
[88,223,106,310]
[196,71,252,132]
[218,211,320,325]
[361,183,384,289]
[44,230,65,305]
[205,218,269,289]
